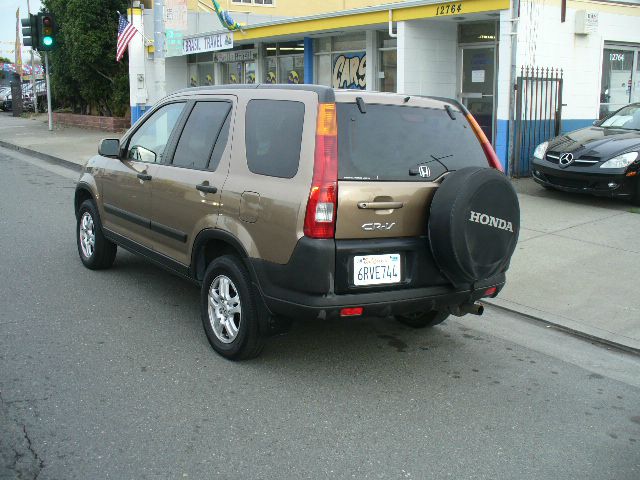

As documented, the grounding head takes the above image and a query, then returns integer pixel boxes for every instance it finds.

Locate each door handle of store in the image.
[357,201,404,210]
[137,173,152,181]
[196,183,218,194]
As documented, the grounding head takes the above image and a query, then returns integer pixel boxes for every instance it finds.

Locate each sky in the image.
[0,0,42,62]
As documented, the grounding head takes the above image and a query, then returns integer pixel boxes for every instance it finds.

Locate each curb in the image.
[0,140,82,172]
[484,299,640,357]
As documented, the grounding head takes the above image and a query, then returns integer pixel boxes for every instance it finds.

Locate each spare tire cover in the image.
[428,167,520,287]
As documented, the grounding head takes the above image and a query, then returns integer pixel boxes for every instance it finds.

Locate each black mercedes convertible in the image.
[532,103,640,205]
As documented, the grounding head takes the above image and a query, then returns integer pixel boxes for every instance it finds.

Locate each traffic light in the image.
[21,14,39,48]
[38,12,57,51]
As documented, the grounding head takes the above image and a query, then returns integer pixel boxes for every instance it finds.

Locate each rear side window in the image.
[337,103,487,181]
[245,100,305,178]
[173,101,232,170]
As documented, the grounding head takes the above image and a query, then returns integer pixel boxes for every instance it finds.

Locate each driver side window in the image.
[127,102,185,163]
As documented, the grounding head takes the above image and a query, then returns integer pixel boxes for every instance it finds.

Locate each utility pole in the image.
[27,0,37,113]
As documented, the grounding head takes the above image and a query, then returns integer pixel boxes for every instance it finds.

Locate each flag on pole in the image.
[117,14,138,62]
[15,8,23,76]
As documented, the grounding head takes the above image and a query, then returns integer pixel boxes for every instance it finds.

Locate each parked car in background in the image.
[532,103,640,205]
[0,87,11,111]
[1,93,12,112]
[22,81,47,111]
[74,85,520,360]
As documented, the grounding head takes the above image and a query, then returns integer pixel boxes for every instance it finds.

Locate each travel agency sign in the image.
[183,32,234,55]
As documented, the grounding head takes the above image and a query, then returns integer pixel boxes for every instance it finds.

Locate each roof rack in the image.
[172,84,335,103]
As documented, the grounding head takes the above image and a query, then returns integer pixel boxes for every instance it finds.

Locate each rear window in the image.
[337,103,487,181]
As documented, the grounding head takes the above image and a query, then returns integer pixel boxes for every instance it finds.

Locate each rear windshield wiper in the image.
[444,104,456,120]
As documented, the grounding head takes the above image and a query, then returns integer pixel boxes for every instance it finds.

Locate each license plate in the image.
[353,254,401,286]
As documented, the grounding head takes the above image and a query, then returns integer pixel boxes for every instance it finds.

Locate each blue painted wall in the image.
[493,118,596,176]
[130,105,150,125]
[304,37,313,84]
[561,118,595,134]
[494,119,509,173]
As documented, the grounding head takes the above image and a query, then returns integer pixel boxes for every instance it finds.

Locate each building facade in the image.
[128,0,640,172]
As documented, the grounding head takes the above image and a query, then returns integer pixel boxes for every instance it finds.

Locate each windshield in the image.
[337,103,487,181]
[600,105,640,130]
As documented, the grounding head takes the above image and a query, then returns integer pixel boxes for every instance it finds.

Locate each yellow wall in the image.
[195,0,411,17]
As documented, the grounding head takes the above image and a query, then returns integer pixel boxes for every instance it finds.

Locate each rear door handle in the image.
[137,173,152,181]
[196,184,218,194]
[357,201,404,210]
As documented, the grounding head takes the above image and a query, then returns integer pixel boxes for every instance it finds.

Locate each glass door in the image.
[459,46,495,143]
[600,46,639,118]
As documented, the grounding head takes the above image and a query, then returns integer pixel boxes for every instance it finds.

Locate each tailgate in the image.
[335,181,437,239]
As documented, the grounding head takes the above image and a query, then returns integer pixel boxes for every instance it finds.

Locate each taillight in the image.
[340,307,363,317]
[304,103,338,239]
[465,113,504,172]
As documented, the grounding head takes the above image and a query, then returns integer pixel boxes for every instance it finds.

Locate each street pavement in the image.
[1,146,640,479]
[0,111,638,353]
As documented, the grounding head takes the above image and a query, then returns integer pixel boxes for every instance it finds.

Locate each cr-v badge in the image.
[362,222,396,231]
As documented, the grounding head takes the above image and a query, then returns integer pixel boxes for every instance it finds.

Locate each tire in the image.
[428,167,520,287]
[395,310,449,329]
[201,255,265,360]
[76,200,117,270]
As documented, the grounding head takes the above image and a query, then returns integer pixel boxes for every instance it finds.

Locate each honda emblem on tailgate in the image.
[362,222,396,231]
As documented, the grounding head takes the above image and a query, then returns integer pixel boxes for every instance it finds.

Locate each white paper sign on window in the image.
[472,70,485,83]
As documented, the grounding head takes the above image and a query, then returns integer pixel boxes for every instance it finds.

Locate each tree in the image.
[0,56,12,64]
[43,0,130,117]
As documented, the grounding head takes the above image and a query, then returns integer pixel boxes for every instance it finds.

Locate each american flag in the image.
[117,14,138,62]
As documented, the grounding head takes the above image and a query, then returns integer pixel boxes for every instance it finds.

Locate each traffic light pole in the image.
[44,51,52,131]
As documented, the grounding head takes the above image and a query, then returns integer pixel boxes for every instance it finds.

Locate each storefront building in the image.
[128,0,640,172]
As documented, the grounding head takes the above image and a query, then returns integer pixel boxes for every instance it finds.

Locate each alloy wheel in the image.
[208,275,242,344]
[79,212,96,258]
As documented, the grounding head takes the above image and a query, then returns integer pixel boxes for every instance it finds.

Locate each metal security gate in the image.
[512,66,564,177]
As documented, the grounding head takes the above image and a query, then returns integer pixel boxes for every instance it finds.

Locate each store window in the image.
[314,33,367,90]
[262,42,304,84]
[379,32,397,93]
[224,62,244,84]
[458,22,497,43]
[198,63,215,86]
[600,45,639,118]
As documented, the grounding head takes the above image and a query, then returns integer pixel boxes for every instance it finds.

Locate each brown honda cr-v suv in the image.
[74,85,520,360]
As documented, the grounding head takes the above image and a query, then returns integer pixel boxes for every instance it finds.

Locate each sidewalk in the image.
[488,180,640,354]
[0,112,117,169]
[1,112,638,354]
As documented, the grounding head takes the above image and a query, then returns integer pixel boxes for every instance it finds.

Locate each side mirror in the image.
[98,138,120,157]
[592,120,601,127]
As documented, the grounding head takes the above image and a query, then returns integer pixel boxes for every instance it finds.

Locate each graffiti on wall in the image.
[332,52,366,90]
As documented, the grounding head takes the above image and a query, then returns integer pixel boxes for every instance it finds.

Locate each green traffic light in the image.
[43,36,53,46]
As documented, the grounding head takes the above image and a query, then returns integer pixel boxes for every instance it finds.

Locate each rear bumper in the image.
[531,160,636,198]
[247,237,505,320]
